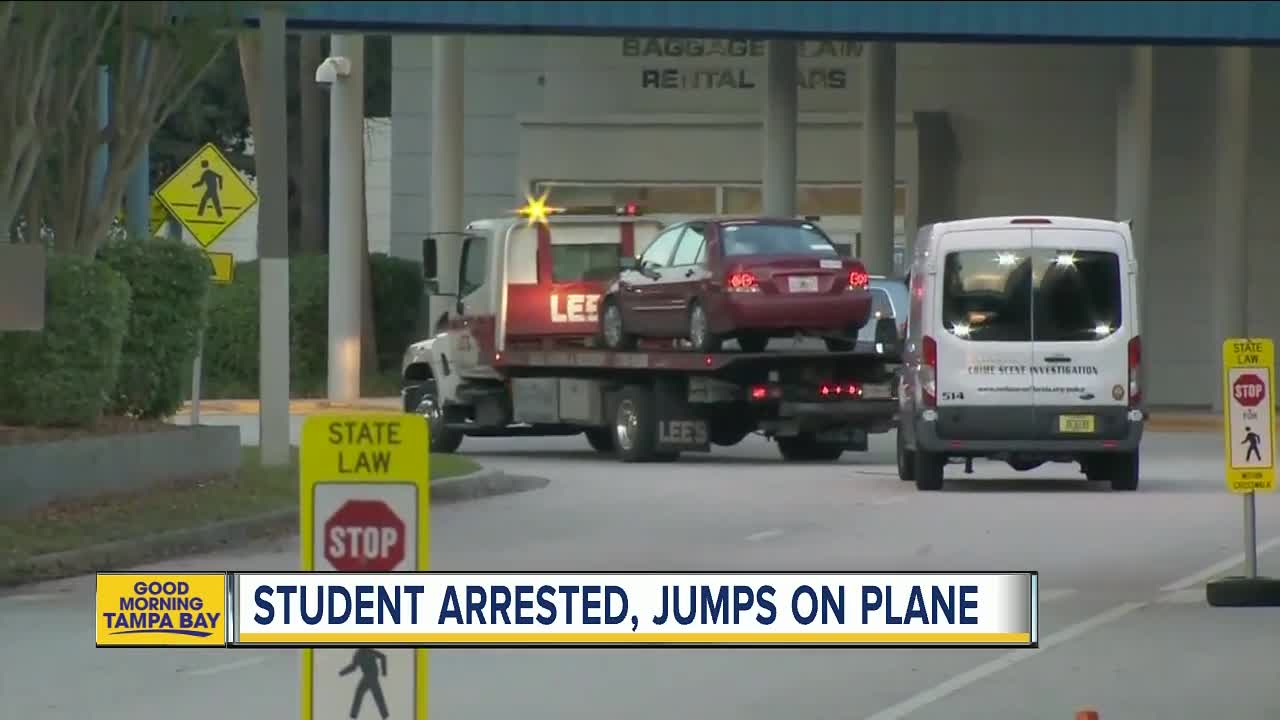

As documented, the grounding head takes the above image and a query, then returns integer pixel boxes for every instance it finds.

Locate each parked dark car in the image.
[599,217,873,353]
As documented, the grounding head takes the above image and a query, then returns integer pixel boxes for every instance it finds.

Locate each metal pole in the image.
[191,299,205,426]
[257,7,292,467]
[1245,492,1258,577]
[326,34,365,403]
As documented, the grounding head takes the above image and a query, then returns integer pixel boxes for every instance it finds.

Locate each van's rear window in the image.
[941,249,1122,342]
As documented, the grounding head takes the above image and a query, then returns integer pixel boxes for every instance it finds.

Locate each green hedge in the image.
[0,255,132,427]
[200,253,422,399]
[99,239,212,419]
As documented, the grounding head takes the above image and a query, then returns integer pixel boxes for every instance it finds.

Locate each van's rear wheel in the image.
[1082,451,1140,491]
[914,451,945,491]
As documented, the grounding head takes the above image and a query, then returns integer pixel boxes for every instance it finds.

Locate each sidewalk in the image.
[177,397,402,416]
[174,397,1225,431]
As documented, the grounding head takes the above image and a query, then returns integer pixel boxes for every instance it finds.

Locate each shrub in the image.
[99,238,212,419]
[0,255,132,427]
[200,253,423,398]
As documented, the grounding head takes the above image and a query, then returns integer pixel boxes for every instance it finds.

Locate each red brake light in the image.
[819,382,862,398]
[727,271,759,292]
[620,202,640,216]
[921,335,938,408]
[847,263,869,290]
[750,385,768,400]
[1128,336,1141,407]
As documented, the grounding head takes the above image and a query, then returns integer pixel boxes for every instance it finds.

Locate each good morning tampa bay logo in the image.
[102,580,222,638]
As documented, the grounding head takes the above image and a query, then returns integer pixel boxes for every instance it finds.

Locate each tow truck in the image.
[400,201,904,463]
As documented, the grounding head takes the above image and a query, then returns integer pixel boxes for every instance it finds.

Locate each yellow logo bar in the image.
[96,573,228,647]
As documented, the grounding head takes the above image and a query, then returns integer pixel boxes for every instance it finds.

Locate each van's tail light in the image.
[727,271,760,293]
[847,262,869,290]
[1128,336,1141,407]
[921,335,938,408]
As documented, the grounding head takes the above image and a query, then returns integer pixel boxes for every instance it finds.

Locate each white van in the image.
[897,216,1146,491]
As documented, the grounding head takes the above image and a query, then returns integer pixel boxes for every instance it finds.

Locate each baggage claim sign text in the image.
[623,38,861,91]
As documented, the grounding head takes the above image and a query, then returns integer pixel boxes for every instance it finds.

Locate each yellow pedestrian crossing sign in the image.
[155,143,258,248]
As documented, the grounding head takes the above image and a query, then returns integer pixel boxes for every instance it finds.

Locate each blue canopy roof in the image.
[251,1,1280,44]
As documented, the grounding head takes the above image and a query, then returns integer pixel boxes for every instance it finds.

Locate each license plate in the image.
[862,383,892,399]
[1058,414,1096,433]
[788,276,819,293]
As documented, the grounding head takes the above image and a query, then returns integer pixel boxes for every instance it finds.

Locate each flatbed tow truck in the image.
[400,204,904,463]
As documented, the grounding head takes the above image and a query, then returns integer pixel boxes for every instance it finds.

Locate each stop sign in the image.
[1233,373,1266,408]
[324,500,405,571]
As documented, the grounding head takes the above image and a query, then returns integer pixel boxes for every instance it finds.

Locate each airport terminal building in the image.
[387,35,1279,408]
[225,0,1269,410]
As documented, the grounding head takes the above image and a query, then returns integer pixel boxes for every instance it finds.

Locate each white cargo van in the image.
[897,216,1146,491]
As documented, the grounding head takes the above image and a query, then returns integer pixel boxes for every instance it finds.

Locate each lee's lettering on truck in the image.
[329,420,402,474]
[233,572,1037,647]
[550,293,600,323]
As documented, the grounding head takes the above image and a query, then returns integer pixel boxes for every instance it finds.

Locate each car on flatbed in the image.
[401,204,904,463]
[599,217,874,354]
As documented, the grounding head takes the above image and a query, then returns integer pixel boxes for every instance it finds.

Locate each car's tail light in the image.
[749,384,781,401]
[820,382,862,398]
[1128,336,1141,407]
[921,335,938,408]
[847,263,869,290]
[727,271,760,292]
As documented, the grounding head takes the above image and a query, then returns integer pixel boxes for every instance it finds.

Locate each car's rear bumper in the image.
[910,404,1146,454]
[711,290,871,334]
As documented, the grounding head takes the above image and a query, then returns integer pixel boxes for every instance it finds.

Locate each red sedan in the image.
[599,218,873,352]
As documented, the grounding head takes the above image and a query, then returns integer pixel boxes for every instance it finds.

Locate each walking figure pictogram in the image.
[1243,426,1263,463]
[339,648,389,719]
[192,159,224,217]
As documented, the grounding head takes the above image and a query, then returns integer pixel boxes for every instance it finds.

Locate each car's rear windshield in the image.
[721,222,839,257]
[941,249,1123,342]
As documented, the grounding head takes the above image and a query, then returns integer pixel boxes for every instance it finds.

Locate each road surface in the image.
[4,428,1278,719]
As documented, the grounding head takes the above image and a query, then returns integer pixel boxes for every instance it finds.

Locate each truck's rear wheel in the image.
[776,434,844,462]
[612,387,659,462]
[584,428,615,454]
[896,430,915,482]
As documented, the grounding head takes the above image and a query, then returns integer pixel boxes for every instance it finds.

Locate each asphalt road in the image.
[4,427,1279,720]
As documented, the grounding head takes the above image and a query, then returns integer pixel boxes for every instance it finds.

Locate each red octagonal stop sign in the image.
[324,499,405,571]
[1233,373,1267,408]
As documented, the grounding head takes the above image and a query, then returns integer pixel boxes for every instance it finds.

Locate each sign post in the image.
[300,413,430,720]
[1207,338,1280,606]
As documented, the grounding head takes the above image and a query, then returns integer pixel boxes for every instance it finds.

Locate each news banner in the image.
[95,572,1038,648]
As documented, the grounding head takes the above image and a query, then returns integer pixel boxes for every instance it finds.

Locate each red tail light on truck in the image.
[921,335,938,407]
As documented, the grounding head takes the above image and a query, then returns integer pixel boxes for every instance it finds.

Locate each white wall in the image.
[390,36,1280,407]
[184,117,393,261]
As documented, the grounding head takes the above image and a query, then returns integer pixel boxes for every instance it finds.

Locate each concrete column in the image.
[763,40,798,217]
[861,42,897,275]
[1210,47,1252,412]
[89,67,110,211]
[430,35,465,308]
[327,34,366,403]
[126,45,150,241]
[1114,46,1153,397]
[256,7,291,467]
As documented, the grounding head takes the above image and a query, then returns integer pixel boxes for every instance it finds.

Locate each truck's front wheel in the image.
[410,382,463,454]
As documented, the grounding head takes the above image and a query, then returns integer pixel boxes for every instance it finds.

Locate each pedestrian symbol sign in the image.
[1222,338,1276,494]
[154,143,258,248]
[340,649,391,719]
[300,413,430,720]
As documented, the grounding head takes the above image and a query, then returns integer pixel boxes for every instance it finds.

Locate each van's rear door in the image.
[933,228,1037,440]
[1029,226,1131,439]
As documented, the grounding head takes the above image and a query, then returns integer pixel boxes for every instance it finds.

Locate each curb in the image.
[175,398,403,417]
[1146,415,1220,432]
[0,469,547,589]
